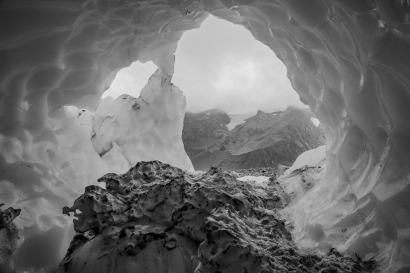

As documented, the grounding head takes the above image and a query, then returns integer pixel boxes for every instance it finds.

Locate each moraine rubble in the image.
[60,160,377,273]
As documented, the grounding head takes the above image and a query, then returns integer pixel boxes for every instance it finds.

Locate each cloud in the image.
[102,61,157,99]
[104,15,304,114]
[173,15,304,114]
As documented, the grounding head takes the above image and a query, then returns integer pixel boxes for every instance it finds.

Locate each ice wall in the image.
[0,2,202,270]
[0,0,410,272]
[90,69,193,173]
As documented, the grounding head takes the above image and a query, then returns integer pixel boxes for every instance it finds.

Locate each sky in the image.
[103,15,304,114]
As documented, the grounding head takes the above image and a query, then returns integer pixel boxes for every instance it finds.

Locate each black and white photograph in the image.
[0,1,409,272]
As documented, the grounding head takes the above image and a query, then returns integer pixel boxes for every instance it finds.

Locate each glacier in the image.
[89,68,193,173]
[0,0,410,272]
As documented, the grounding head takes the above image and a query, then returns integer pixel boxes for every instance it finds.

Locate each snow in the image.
[310,117,320,127]
[284,145,326,175]
[227,112,256,130]
[238,176,270,187]
[278,147,329,248]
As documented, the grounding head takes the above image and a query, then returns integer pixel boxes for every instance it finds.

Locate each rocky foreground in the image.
[0,205,20,230]
[0,205,21,272]
[60,161,377,273]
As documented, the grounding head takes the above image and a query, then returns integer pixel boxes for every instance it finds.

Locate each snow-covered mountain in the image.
[226,111,256,130]
[182,107,325,171]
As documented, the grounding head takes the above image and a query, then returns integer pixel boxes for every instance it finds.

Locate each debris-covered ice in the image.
[60,161,377,273]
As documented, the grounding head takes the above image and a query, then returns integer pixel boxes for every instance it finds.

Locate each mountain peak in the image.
[182,107,325,171]
[256,109,266,116]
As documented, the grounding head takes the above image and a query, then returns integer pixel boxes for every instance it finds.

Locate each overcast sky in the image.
[103,15,304,114]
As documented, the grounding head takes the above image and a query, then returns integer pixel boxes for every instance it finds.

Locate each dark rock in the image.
[182,107,325,171]
[59,161,377,273]
[0,204,20,230]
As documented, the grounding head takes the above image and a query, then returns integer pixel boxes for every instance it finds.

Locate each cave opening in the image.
[98,14,324,173]
[101,14,306,114]
[102,61,157,99]
[173,14,304,114]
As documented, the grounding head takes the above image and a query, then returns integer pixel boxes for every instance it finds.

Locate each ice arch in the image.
[0,0,409,272]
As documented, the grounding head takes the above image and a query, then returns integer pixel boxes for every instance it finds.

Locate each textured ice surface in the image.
[278,146,327,208]
[91,69,193,173]
[0,0,410,271]
[277,147,330,251]
[285,146,326,175]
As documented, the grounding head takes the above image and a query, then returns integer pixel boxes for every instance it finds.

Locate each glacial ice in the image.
[284,145,326,175]
[0,0,410,272]
[0,66,193,270]
[90,69,193,173]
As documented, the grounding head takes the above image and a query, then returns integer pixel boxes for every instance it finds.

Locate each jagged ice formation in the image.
[76,69,193,174]
[0,0,410,272]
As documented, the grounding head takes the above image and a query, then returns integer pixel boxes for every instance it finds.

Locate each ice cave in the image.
[0,0,410,272]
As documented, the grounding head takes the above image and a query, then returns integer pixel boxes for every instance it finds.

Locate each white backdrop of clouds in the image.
[102,61,157,99]
[103,15,304,114]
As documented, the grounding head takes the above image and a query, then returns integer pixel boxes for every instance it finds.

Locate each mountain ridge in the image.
[182,107,325,171]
